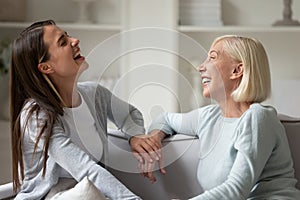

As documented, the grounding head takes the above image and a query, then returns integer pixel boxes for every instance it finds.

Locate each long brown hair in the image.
[10,20,64,191]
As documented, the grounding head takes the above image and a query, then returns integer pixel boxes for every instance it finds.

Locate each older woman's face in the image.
[197,40,240,101]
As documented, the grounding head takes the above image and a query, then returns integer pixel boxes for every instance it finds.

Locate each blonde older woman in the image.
[148,35,300,199]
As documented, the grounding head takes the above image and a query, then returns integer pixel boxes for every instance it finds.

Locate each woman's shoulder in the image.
[78,81,110,94]
[185,104,222,124]
[21,99,46,118]
[20,100,50,135]
[198,104,221,116]
[21,99,62,125]
[78,81,99,90]
[240,103,282,130]
[247,103,278,120]
[77,81,114,107]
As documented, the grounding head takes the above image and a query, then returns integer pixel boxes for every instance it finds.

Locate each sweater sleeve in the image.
[23,108,141,200]
[98,85,145,138]
[148,109,201,137]
[189,108,277,200]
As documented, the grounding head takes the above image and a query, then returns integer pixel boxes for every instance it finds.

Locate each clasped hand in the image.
[129,130,166,183]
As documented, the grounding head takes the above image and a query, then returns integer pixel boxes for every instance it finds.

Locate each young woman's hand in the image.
[129,130,167,182]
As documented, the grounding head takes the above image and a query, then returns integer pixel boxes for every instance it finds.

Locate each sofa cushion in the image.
[47,177,106,200]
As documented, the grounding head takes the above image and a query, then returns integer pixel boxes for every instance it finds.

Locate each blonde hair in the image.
[212,35,271,103]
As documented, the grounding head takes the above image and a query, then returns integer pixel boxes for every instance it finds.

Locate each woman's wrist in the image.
[152,129,167,141]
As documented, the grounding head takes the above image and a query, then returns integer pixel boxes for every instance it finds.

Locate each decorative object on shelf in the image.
[273,0,300,26]
[73,0,96,23]
[0,0,26,22]
[179,0,223,26]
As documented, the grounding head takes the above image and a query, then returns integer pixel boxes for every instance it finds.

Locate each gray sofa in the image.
[0,114,299,200]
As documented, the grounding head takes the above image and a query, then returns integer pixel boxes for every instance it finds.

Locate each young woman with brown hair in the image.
[10,19,162,200]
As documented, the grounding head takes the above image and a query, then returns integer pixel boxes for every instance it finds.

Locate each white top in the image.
[62,93,103,162]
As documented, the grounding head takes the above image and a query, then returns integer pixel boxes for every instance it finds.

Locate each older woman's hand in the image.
[129,130,167,183]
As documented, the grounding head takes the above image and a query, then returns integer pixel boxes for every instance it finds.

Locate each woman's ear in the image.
[230,63,243,80]
[38,63,53,74]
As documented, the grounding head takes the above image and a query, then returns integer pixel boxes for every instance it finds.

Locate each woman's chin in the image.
[78,61,89,74]
[75,62,89,80]
[80,60,89,70]
[202,91,210,99]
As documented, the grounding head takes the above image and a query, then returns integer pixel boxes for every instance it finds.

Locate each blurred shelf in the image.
[0,22,121,31]
[178,25,300,33]
[2,22,300,33]
[59,23,121,31]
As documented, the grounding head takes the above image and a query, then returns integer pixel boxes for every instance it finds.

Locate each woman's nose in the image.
[70,37,80,47]
[197,62,205,73]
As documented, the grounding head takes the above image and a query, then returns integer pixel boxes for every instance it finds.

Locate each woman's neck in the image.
[61,89,81,108]
[219,99,251,118]
[55,78,81,108]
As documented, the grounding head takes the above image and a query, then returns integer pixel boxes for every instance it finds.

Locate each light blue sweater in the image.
[15,82,144,200]
[149,103,300,199]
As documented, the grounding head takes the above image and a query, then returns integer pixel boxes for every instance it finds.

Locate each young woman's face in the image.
[198,41,239,101]
[42,25,88,79]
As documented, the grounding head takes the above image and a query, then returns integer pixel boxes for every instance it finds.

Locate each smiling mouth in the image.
[73,53,82,60]
[202,77,211,84]
[73,51,82,60]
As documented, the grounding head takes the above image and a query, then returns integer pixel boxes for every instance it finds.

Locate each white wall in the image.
[120,0,179,127]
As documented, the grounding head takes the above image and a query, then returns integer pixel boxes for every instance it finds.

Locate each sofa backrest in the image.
[279,114,300,189]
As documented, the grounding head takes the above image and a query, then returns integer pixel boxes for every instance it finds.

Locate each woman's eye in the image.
[208,56,215,61]
[61,40,67,46]
[209,53,217,60]
[60,33,70,46]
